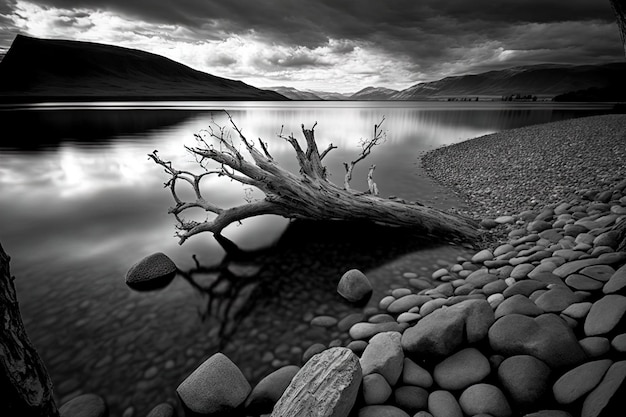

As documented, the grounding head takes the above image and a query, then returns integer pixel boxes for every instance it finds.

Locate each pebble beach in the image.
[60,114,626,417]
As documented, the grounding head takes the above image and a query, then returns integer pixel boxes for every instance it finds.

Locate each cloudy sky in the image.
[0,0,623,93]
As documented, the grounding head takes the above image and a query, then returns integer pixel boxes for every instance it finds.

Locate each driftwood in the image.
[610,0,626,56]
[0,242,59,417]
[149,112,478,244]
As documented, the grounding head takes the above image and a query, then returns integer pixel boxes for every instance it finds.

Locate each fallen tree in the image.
[149,112,479,244]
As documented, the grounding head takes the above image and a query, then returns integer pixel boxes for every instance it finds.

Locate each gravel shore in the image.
[422,114,626,222]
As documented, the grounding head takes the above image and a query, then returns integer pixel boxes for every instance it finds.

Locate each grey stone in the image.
[603,263,626,294]
[362,373,391,405]
[360,332,404,386]
[245,365,300,414]
[125,252,177,291]
[357,405,410,417]
[584,294,626,336]
[433,348,490,390]
[402,358,433,388]
[145,403,175,417]
[337,269,373,303]
[393,386,428,413]
[428,390,462,417]
[581,361,626,417]
[349,322,405,340]
[459,384,512,417]
[176,353,250,415]
[498,355,551,405]
[495,294,544,319]
[59,394,108,417]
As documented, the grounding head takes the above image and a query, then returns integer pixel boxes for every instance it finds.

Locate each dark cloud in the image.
[2,0,623,87]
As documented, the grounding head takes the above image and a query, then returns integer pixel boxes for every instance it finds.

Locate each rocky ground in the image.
[59,114,626,417]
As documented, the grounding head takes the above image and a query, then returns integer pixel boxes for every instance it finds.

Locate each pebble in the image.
[402,358,433,388]
[584,294,626,336]
[393,386,429,412]
[579,337,610,358]
[494,294,544,319]
[362,373,392,405]
[498,355,551,406]
[337,269,373,303]
[581,361,626,417]
[310,315,338,328]
[349,322,404,340]
[59,394,108,417]
[603,263,626,294]
[360,331,404,386]
[387,294,432,314]
[433,347,490,390]
[459,383,512,417]
[358,405,410,417]
[552,359,613,404]
[611,333,626,352]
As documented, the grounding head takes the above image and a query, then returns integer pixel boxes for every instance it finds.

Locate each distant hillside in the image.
[392,63,626,100]
[350,86,399,100]
[268,86,322,100]
[308,90,349,100]
[0,35,286,102]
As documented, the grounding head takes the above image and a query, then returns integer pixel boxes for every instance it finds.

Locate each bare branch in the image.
[368,164,379,196]
[343,117,386,191]
[319,143,337,160]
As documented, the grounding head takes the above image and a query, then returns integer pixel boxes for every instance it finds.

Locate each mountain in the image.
[350,86,399,100]
[268,86,322,100]
[0,35,286,102]
[306,90,350,100]
[392,63,626,100]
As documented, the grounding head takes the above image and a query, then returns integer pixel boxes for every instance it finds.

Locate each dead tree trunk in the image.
[149,112,479,244]
[0,242,59,417]
[610,0,626,56]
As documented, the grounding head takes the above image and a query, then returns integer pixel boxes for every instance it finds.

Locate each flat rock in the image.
[59,394,108,417]
[465,270,498,287]
[402,299,494,357]
[388,294,431,314]
[272,347,361,417]
[311,316,338,328]
[358,405,410,417]
[580,265,615,282]
[360,331,404,386]
[337,269,373,303]
[472,249,494,263]
[565,274,604,291]
[510,264,536,279]
[145,403,175,417]
[534,287,579,313]
[561,302,592,319]
[552,259,604,278]
[603,263,626,294]
[125,252,177,291]
[495,294,544,319]
[349,322,404,340]
[581,361,626,417]
[584,294,626,336]
[428,390,462,417]
[579,337,610,358]
[488,313,586,368]
[503,280,547,298]
[177,353,251,415]
[498,355,551,405]
[433,347,490,390]
[612,333,626,352]
[245,365,300,414]
[459,384,512,417]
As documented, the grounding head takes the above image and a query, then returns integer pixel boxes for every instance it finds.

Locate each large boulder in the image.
[125,252,177,290]
[337,269,373,303]
[488,314,586,368]
[176,353,251,415]
[402,299,494,356]
[271,347,362,417]
[360,332,404,386]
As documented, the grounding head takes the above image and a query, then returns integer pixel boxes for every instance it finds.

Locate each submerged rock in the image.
[125,252,177,291]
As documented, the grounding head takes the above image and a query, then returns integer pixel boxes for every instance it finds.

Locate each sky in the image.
[0,0,623,93]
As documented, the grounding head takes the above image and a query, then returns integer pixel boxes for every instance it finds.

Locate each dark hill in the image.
[393,63,626,100]
[0,35,286,102]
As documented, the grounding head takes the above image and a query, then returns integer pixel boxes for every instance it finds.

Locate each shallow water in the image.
[0,101,614,415]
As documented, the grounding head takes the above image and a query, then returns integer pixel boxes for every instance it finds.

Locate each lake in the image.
[0,101,615,416]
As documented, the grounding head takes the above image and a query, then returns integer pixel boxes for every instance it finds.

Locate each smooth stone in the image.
[579,337,610,358]
[402,299,494,357]
[612,333,626,353]
[561,302,592,319]
[379,296,396,310]
[488,293,505,308]
[350,322,404,340]
[397,312,421,323]
[534,287,579,313]
[579,265,615,282]
[177,353,250,415]
[362,373,392,405]
[358,405,410,417]
[145,403,175,417]
[338,313,365,332]
[245,365,300,414]
[402,358,433,388]
[369,313,396,324]
[523,411,573,417]
[428,390,462,417]
[528,262,558,277]
[581,361,626,417]
[503,280,547,298]
[433,348,490,390]
[272,348,361,417]
[553,258,604,278]
[465,270,498,287]
[419,298,448,317]
[393,386,429,412]
[432,268,449,280]
[510,264,536,279]
[311,316,338,328]
[360,332,404,386]
[603,263,626,294]
[488,313,586,368]
[392,288,413,298]
[552,359,613,404]
[483,280,508,296]
[528,220,552,233]
[388,294,432,314]
[302,343,326,363]
[472,249,494,263]
[481,218,499,229]
[594,231,620,248]
[584,294,626,336]
[495,294,544,319]
[494,244,515,257]
[59,394,108,417]
[459,384,512,417]
[125,252,177,291]
[347,340,368,356]
[530,272,566,286]
[495,215,515,224]
[338,269,373,303]
[565,274,604,291]
[498,355,551,405]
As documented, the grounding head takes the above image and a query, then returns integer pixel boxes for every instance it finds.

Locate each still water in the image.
[0,101,614,415]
